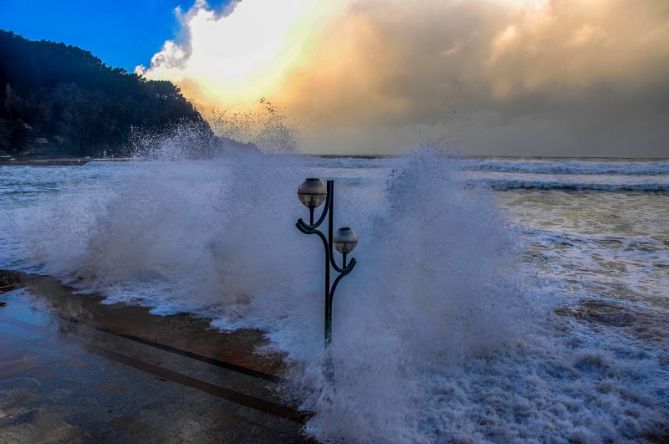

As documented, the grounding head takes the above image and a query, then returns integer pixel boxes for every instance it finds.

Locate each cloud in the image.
[139,0,669,156]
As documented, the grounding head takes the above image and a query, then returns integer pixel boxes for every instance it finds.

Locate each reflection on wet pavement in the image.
[0,270,312,443]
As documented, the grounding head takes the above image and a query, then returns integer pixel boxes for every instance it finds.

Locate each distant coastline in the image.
[2,154,669,165]
[0,30,210,159]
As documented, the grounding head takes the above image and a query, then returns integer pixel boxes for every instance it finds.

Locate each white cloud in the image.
[140,0,669,156]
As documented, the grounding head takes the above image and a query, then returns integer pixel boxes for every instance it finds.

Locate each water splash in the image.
[3,143,667,442]
[207,98,299,154]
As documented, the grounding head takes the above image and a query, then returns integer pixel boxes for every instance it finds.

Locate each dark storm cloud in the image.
[143,0,669,156]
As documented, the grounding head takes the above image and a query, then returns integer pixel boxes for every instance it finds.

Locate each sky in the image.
[0,0,228,70]
[2,0,669,157]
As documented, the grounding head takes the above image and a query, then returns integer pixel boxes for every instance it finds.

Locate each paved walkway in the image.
[0,271,313,443]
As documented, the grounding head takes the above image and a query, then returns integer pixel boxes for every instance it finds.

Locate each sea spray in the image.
[207,98,299,154]
[19,147,534,438]
[6,145,667,442]
[293,151,534,442]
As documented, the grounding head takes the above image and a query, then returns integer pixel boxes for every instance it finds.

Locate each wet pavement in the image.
[0,271,312,443]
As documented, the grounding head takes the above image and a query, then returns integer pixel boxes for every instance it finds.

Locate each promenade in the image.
[0,271,312,443]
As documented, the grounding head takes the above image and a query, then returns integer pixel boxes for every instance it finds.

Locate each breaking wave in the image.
[462,159,669,176]
[485,179,669,192]
[0,146,667,442]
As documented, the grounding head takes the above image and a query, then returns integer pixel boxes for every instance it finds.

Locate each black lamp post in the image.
[296,178,358,345]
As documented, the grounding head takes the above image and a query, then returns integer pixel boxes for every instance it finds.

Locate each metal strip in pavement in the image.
[60,314,284,383]
[0,314,310,424]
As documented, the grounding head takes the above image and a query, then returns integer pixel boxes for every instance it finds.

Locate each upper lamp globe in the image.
[334,227,358,254]
[298,178,327,208]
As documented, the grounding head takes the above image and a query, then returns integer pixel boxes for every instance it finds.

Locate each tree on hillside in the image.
[0,30,211,157]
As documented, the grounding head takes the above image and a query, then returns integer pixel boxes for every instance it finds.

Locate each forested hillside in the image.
[0,30,211,157]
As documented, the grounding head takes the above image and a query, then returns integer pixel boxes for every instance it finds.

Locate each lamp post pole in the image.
[296,179,358,345]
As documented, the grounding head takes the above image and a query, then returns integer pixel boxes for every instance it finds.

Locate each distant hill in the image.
[0,30,213,158]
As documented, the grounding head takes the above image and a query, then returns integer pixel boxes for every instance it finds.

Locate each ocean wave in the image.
[485,179,669,192]
[1,151,668,442]
[462,159,669,176]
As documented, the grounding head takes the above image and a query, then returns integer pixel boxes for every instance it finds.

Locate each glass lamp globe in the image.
[333,227,358,254]
[298,178,327,208]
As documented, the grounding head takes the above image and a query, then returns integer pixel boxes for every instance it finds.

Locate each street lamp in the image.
[296,179,357,345]
[297,178,327,224]
[333,227,357,267]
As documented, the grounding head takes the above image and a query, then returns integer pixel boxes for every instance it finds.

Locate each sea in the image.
[0,151,667,442]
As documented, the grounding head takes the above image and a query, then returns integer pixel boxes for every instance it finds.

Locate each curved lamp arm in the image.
[329,258,356,302]
[296,179,357,346]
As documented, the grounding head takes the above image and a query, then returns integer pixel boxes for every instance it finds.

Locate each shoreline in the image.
[0,157,134,166]
[2,155,669,167]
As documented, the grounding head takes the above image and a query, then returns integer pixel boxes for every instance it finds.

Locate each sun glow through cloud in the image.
[138,0,338,106]
[138,0,669,156]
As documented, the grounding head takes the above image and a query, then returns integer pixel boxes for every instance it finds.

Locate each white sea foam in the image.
[0,149,667,442]
[463,171,669,192]
[461,159,669,176]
